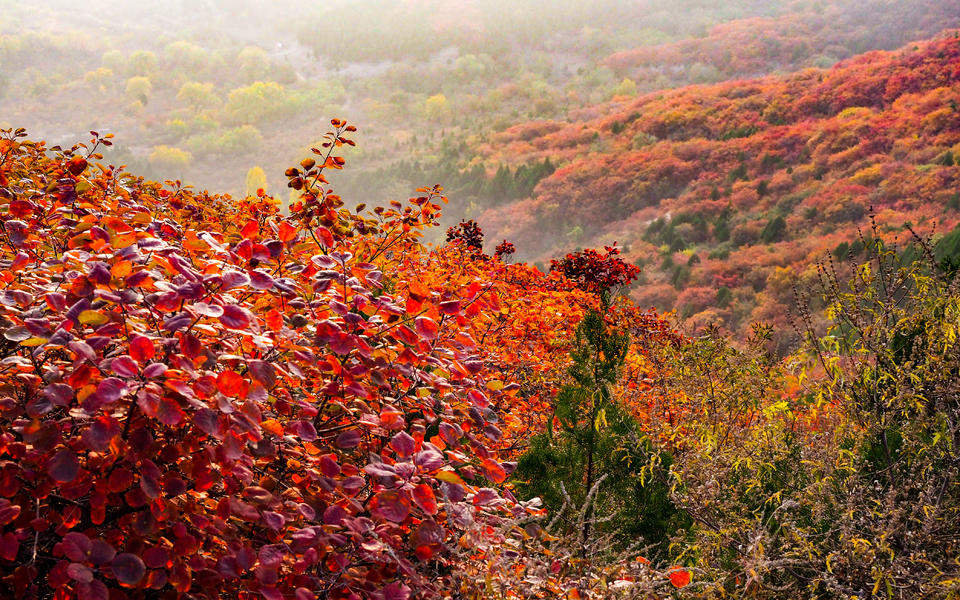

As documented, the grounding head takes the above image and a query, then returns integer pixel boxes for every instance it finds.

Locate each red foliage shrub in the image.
[493,239,516,260]
[0,125,545,599]
[550,245,640,295]
[445,219,484,255]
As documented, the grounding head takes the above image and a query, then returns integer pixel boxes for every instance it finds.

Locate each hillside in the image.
[474,32,960,347]
[5,3,960,599]
[3,0,959,207]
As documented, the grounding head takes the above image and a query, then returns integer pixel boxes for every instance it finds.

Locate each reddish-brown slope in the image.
[475,33,960,346]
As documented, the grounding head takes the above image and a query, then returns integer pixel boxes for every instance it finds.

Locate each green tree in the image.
[760,215,787,243]
[148,145,192,172]
[237,46,270,82]
[424,93,450,121]
[101,49,125,72]
[164,40,209,73]
[245,166,267,196]
[223,81,288,124]
[127,50,157,77]
[83,67,113,92]
[177,81,219,110]
[514,303,685,556]
[125,76,152,103]
[611,77,637,98]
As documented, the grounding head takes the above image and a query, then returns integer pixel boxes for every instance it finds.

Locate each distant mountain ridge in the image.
[474,32,960,346]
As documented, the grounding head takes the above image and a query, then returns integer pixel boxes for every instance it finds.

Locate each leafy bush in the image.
[645,234,960,598]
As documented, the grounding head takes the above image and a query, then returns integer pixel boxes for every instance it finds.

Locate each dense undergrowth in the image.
[0,123,958,600]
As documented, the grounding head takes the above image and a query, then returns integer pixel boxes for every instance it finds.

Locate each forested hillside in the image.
[475,33,960,347]
[4,2,960,598]
[2,0,959,210]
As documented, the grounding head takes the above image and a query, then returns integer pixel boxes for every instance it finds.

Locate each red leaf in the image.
[412,483,438,515]
[0,532,19,561]
[216,371,248,398]
[67,156,87,176]
[315,227,335,248]
[49,448,80,482]
[415,316,439,341]
[129,335,154,362]
[241,219,259,239]
[0,500,21,526]
[111,553,146,586]
[480,458,506,483]
[219,305,251,330]
[668,567,691,588]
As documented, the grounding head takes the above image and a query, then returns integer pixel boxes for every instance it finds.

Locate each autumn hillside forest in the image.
[2,1,960,599]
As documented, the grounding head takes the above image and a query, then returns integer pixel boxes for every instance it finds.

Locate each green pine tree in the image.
[514,304,687,557]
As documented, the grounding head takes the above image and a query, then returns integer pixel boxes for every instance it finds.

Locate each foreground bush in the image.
[640,235,960,598]
[0,124,611,599]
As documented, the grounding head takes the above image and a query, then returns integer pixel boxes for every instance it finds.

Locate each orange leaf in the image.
[265,309,283,332]
[480,458,506,483]
[668,567,691,588]
[240,220,259,240]
[412,483,438,515]
[262,419,284,436]
[216,370,248,398]
[315,227,334,248]
[278,221,297,243]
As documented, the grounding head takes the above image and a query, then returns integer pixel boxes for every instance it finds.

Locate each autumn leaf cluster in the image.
[0,124,665,599]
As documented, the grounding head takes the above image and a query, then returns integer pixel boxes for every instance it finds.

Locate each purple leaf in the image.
[48,448,80,482]
[111,355,138,377]
[96,377,126,403]
[221,271,250,290]
[249,270,274,290]
[389,431,416,458]
[111,553,145,585]
[219,305,251,329]
[335,429,361,449]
